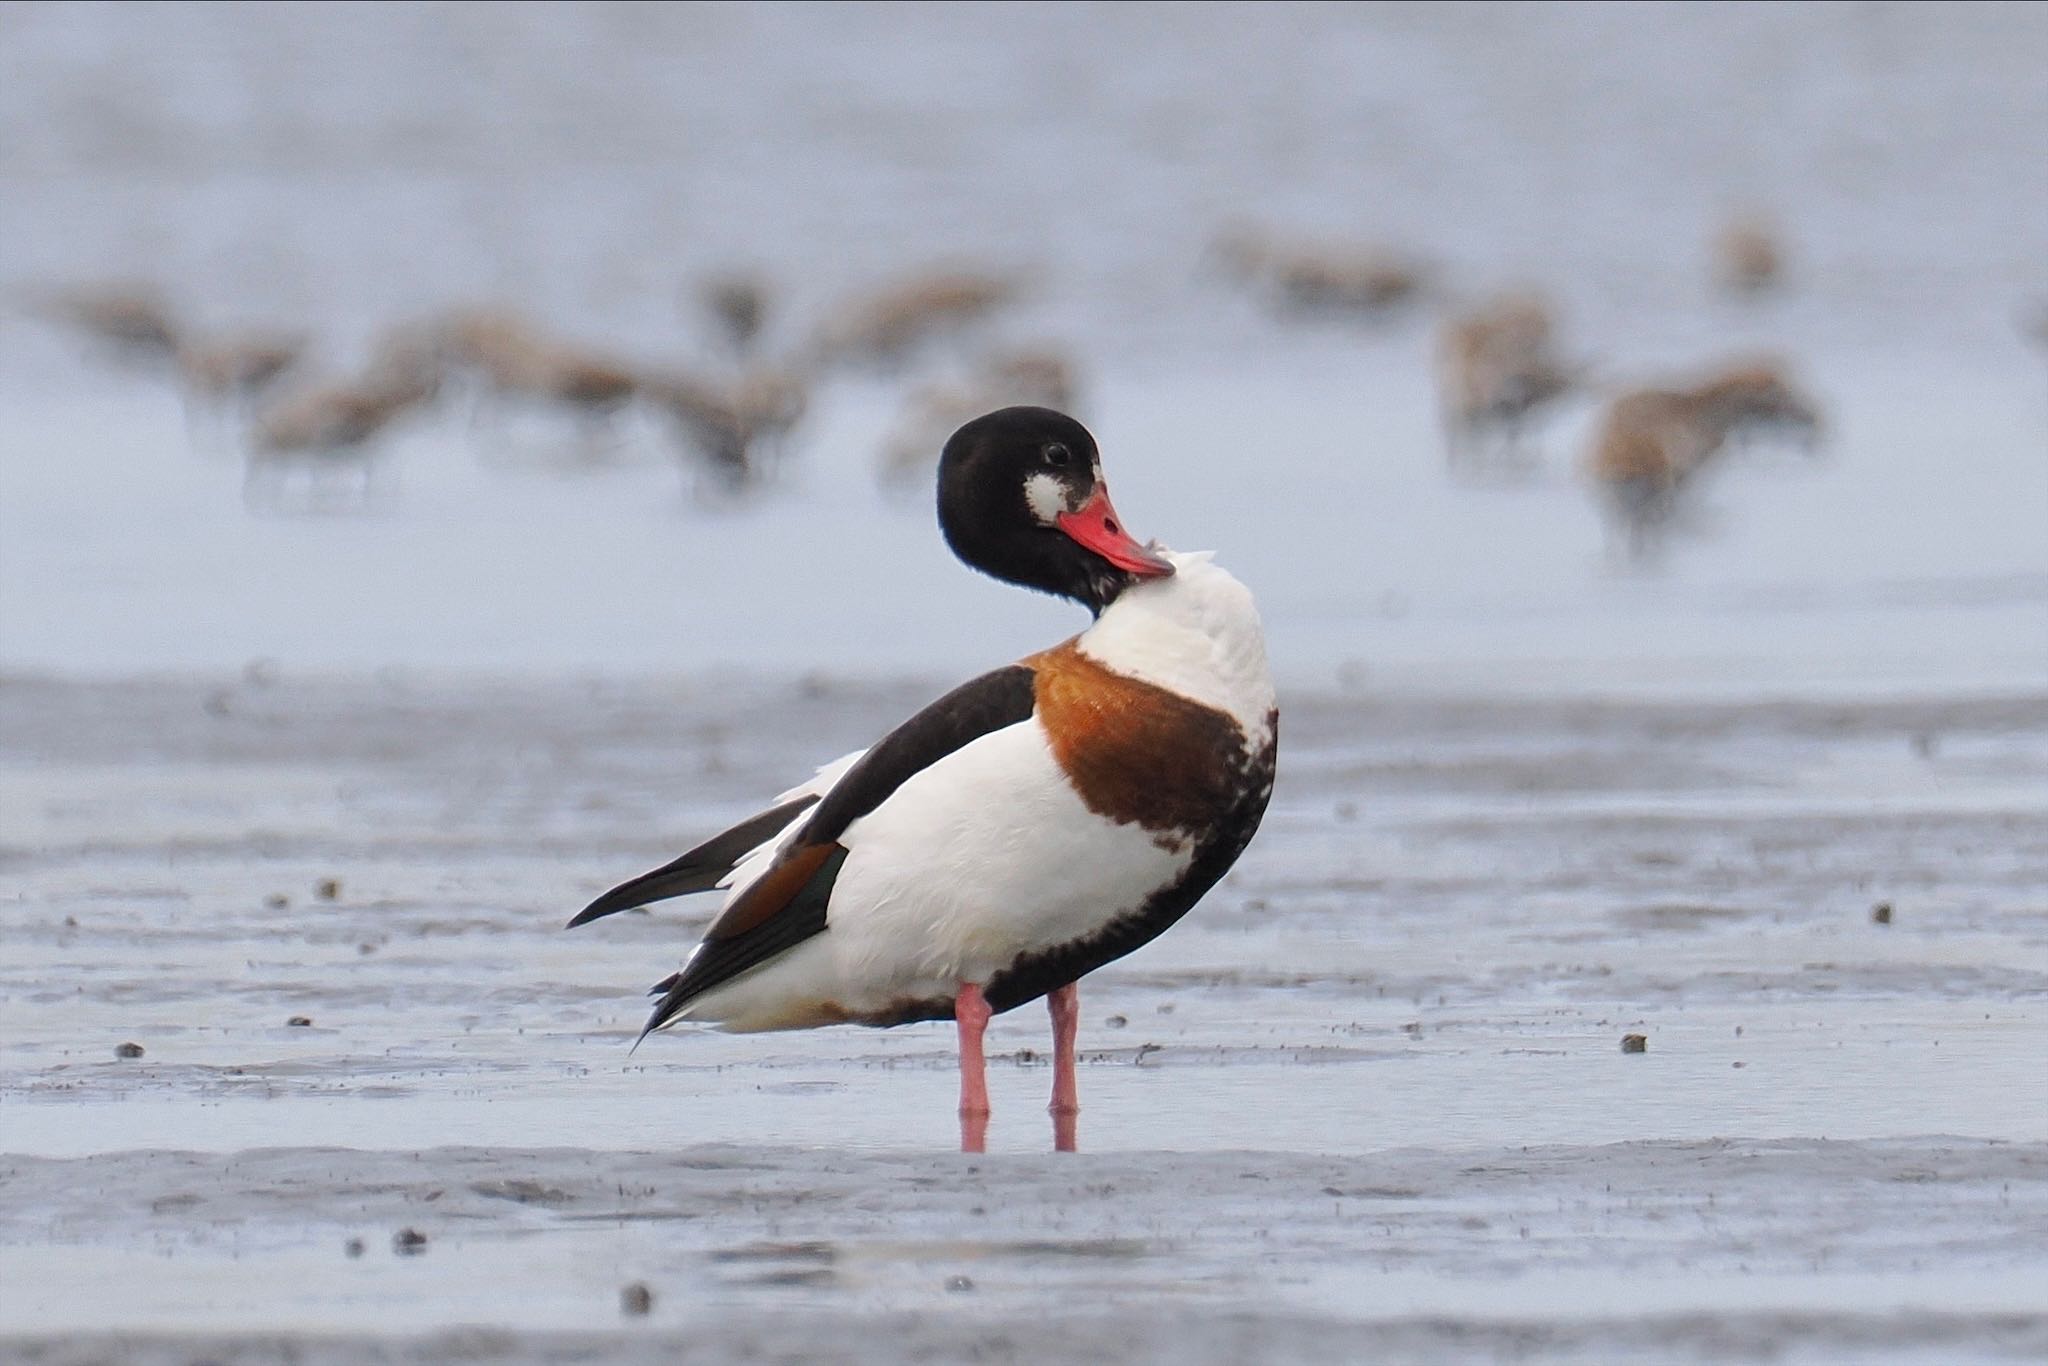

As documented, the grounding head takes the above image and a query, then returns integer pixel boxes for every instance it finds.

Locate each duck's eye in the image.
[1042,443,1072,467]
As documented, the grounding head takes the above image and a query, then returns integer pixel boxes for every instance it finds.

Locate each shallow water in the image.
[4,675,2047,1360]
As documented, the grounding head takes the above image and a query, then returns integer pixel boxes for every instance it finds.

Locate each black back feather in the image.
[790,664,1037,847]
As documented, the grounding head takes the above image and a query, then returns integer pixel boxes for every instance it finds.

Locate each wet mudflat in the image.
[3,674,2046,1362]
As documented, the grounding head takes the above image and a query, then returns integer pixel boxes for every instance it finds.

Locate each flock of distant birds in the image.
[1218,216,1830,556]
[18,267,1069,509]
[21,214,2048,559]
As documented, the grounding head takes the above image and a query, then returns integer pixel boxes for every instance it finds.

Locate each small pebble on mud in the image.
[344,1238,365,1259]
[1621,1034,1648,1054]
[316,878,342,901]
[114,1042,144,1059]
[287,1016,313,1027]
[1872,902,1894,925]
[945,1275,976,1292]
[393,1228,428,1256]
[1105,1014,1128,1028]
[620,1282,654,1316]
[264,893,289,910]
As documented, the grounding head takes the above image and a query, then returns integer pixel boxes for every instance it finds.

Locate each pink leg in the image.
[956,982,992,1154]
[1047,982,1079,1153]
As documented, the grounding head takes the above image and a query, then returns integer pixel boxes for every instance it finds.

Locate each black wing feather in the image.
[566,794,820,928]
[639,845,849,1039]
[612,663,1041,1032]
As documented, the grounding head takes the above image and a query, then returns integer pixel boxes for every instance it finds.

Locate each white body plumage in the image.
[674,551,1273,1031]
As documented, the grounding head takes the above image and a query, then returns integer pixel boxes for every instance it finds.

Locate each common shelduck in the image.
[570,406,1277,1151]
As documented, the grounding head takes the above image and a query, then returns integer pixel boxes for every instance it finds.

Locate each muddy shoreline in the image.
[6,1140,2048,1363]
[5,674,2046,1361]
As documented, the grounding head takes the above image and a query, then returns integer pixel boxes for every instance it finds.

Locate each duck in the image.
[1434,290,1578,472]
[809,269,1019,372]
[569,407,1278,1152]
[176,328,308,428]
[244,339,443,509]
[438,308,638,429]
[696,272,773,358]
[641,364,810,496]
[876,346,1080,491]
[1585,357,1823,558]
[29,283,181,367]
[1209,226,1430,323]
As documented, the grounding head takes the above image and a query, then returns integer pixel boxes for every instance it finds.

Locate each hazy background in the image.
[3,1,2045,691]
[7,9,2048,1357]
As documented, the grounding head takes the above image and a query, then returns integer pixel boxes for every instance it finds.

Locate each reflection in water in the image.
[957,1099,1081,1154]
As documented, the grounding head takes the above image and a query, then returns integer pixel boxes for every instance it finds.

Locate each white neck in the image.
[1076,550,1275,739]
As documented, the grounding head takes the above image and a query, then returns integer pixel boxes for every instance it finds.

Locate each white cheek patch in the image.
[1023,471,1069,526]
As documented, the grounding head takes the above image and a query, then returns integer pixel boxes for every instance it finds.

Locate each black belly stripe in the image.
[796,664,1037,846]
[986,720,1275,1012]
